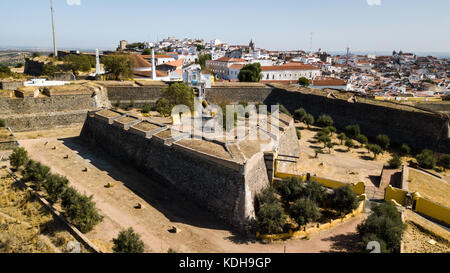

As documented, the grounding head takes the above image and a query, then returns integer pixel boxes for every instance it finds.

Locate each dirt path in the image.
[19,136,365,253]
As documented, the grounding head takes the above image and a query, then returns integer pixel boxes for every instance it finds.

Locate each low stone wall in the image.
[0,95,96,115]
[0,81,24,90]
[4,110,88,132]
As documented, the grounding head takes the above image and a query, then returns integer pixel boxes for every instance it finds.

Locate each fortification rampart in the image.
[80,110,284,228]
[203,85,450,153]
[79,107,300,229]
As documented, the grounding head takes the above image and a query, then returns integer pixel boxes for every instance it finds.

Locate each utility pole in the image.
[50,0,57,57]
[310,32,313,54]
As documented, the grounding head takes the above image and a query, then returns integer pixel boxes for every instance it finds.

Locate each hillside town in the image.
[113,37,450,101]
[1,36,449,102]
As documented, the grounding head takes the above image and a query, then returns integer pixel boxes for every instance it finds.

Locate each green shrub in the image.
[356,134,368,146]
[255,186,278,209]
[113,228,145,253]
[438,154,450,170]
[345,139,355,151]
[61,186,80,208]
[294,108,307,121]
[320,127,331,136]
[345,125,360,139]
[9,147,28,169]
[302,181,327,204]
[303,114,314,128]
[63,193,103,233]
[22,160,51,190]
[43,174,69,203]
[367,144,383,160]
[357,201,405,253]
[326,126,336,136]
[416,149,436,169]
[318,134,331,148]
[316,115,334,127]
[256,201,286,234]
[0,119,5,127]
[337,133,347,145]
[296,129,301,140]
[255,187,286,235]
[332,185,358,215]
[400,144,411,156]
[376,134,390,150]
[289,198,321,226]
[155,98,172,117]
[114,100,121,108]
[388,154,402,169]
[141,104,151,114]
[277,177,304,202]
[298,77,310,87]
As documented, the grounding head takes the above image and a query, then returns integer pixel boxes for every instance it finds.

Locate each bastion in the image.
[80,108,300,229]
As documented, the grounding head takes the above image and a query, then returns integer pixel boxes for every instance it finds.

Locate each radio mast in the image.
[50,0,57,57]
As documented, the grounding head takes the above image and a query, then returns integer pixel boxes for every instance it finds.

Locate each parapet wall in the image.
[105,86,164,106]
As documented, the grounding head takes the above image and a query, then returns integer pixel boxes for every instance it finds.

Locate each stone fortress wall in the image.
[80,108,300,228]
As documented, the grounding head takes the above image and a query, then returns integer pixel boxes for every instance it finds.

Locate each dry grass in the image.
[408,168,450,207]
[402,221,450,253]
[0,169,86,253]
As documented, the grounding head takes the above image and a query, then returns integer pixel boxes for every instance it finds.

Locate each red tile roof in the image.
[130,54,152,68]
[160,59,183,68]
[134,70,168,78]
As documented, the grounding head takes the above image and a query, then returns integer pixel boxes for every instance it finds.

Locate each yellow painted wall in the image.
[257,198,366,240]
[413,194,450,225]
[384,185,408,205]
[274,171,365,195]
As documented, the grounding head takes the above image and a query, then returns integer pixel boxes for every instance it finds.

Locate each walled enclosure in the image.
[0,82,110,132]
[80,108,300,229]
[1,81,448,153]
[202,85,450,153]
[106,83,449,153]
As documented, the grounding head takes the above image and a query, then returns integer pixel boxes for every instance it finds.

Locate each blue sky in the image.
[1,0,449,53]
